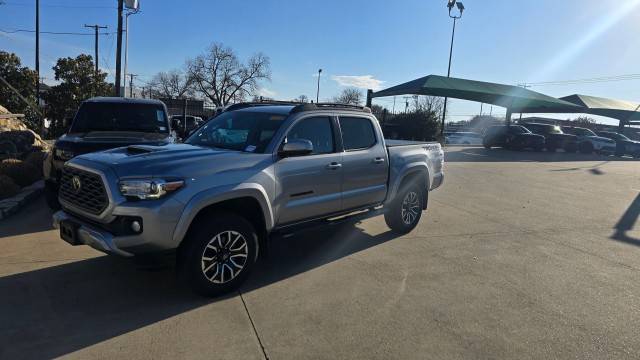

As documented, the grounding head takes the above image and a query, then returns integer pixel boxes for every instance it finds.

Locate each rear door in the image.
[338,116,388,210]
[275,116,343,225]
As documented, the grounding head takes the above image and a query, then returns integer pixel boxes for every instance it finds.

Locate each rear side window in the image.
[339,117,377,150]
[287,117,335,154]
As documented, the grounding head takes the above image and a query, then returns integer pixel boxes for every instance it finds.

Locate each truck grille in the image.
[59,166,109,215]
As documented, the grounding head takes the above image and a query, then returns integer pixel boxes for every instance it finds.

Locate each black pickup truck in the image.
[44,97,175,209]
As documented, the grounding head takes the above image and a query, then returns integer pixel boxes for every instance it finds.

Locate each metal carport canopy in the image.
[560,94,640,129]
[369,75,583,114]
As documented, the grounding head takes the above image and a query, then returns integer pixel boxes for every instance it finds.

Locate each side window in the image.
[286,117,335,155]
[339,117,377,151]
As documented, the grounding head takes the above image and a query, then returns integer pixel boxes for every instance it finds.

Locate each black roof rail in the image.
[290,102,372,114]
[224,100,303,112]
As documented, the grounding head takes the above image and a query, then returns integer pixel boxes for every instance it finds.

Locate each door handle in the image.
[373,157,386,164]
[326,162,342,170]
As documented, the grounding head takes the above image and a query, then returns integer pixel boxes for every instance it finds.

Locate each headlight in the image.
[119,179,184,200]
[54,148,75,161]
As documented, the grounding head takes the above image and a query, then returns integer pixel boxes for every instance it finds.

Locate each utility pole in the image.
[128,73,137,97]
[84,24,107,96]
[316,69,322,103]
[114,0,124,96]
[35,0,41,136]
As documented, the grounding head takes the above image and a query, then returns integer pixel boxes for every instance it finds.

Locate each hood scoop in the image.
[126,145,159,155]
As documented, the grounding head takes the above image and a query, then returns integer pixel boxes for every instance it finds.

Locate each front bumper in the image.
[53,211,134,257]
[431,172,444,190]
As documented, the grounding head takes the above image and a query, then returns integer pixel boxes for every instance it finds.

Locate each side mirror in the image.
[279,139,314,157]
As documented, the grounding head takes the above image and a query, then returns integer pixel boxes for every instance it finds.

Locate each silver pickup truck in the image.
[53,102,444,296]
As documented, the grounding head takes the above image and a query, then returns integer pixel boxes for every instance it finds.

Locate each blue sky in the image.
[2,0,640,125]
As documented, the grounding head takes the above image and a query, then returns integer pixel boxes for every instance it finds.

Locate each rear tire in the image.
[579,142,594,154]
[385,182,424,234]
[179,214,259,297]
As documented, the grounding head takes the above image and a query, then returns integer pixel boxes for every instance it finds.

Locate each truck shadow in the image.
[611,194,640,246]
[0,221,397,359]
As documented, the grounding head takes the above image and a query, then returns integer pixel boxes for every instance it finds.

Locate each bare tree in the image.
[297,94,309,103]
[186,43,271,107]
[333,88,363,105]
[413,95,444,117]
[149,69,194,99]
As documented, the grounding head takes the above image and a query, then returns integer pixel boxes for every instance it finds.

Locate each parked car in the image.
[43,97,175,210]
[596,131,640,158]
[560,126,616,154]
[522,123,578,152]
[170,115,204,141]
[52,102,445,296]
[445,131,483,145]
[482,125,545,151]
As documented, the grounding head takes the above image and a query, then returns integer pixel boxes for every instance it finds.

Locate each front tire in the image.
[385,183,424,234]
[180,214,259,297]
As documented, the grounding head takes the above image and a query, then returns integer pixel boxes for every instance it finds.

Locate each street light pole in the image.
[440,0,464,137]
[123,5,140,97]
[316,69,322,103]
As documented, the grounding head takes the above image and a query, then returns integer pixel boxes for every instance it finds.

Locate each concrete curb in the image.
[0,180,44,220]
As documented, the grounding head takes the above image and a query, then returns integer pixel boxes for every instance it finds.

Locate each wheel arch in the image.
[388,164,430,210]
[173,185,274,249]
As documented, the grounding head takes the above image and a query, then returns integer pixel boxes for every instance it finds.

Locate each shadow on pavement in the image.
[612,193,640,246]
[445,146,639,163]
[0,221,398,359]
[0,197,54,239]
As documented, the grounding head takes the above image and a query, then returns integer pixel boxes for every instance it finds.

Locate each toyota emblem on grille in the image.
[71,175,82,193]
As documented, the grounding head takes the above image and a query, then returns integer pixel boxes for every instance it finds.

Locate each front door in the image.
[275,116,342,225]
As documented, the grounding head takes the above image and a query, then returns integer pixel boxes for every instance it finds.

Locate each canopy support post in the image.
[618,119,627,133]
[366,89,373,108]
[505,108,512,126]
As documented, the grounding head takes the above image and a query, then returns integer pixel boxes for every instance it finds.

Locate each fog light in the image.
[130,221,142,233]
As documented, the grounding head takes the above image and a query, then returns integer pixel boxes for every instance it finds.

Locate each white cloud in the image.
[331,75,384,90]
[257,87,277,98]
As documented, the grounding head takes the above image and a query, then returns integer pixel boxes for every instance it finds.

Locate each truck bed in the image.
[385,139,439,147]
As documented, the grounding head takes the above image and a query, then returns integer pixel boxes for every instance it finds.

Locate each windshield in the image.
[548,126,563,134]
[509,126,531,134]
[70,102,169,133]
[185,111,287,152]
[573,128,596,136]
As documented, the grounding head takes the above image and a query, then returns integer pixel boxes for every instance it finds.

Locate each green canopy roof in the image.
[560,94,640,122]
[372,75,583,113]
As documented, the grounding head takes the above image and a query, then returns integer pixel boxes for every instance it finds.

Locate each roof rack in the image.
[290,103,372,114]
[223,100,372,114]
[224,100,302,112]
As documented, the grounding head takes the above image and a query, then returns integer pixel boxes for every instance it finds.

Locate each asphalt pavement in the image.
[1,146,639,359]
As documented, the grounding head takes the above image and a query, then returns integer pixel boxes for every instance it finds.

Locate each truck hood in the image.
[74,143,269,178]
[55,131,173,155]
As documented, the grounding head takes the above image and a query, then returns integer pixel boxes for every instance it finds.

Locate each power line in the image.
[2,1,116,9]
[0,28,114,36]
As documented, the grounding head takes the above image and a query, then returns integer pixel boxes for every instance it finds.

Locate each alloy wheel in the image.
[201,230,249,284]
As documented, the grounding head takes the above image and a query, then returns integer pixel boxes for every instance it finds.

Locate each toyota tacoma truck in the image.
[43,97,175,210]
[52,102,444,296]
